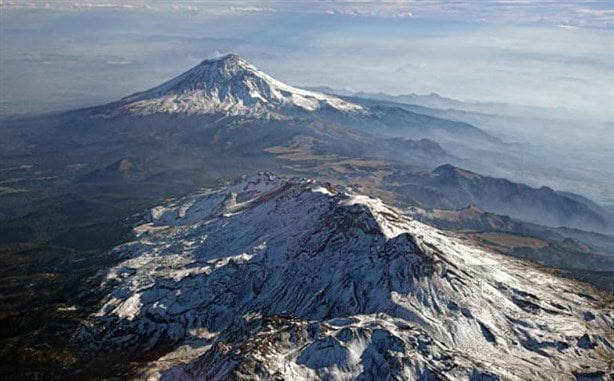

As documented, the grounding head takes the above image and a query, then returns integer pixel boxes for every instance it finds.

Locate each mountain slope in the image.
[78,174,613,380]
[391,164,611,232]
[94,54,497,151]
[113,54,363,117]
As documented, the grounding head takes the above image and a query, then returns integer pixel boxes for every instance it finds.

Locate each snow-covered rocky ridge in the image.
[80,174,613,380]
[116,54,363,117]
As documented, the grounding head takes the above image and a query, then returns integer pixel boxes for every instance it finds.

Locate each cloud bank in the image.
[1,1,612,27]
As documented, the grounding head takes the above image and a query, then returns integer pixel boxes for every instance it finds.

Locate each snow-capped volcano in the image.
[117,54,363,116]
[79,174,612,380]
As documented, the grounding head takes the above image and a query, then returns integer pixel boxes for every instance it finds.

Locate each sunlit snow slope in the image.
[80,174,613,380]
[116,54,363,117]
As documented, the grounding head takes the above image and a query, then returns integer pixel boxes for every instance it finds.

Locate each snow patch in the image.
[82,175,613,380]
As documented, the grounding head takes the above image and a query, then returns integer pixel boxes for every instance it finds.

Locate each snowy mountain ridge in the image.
[116,54,364,117]
[79,174,613,380]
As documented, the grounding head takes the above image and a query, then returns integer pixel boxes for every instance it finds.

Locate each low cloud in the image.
[576,8,614,17]
[229,6,274,13]
[106,60,132,65]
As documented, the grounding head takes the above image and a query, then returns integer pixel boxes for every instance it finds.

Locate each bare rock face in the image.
[78,174,613,380]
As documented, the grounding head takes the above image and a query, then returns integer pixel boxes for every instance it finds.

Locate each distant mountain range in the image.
[390,164,610,231]
[306,86,586,121]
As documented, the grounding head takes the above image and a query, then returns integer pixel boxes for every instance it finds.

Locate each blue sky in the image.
[1,1,612,119]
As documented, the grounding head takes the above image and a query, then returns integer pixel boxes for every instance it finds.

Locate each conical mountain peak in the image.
[200,53,244,65]
[117,54,363,117]
[194,53,251,74]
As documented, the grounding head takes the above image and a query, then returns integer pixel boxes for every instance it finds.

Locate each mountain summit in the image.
[117,54,363,116]
[80,174,612,380]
